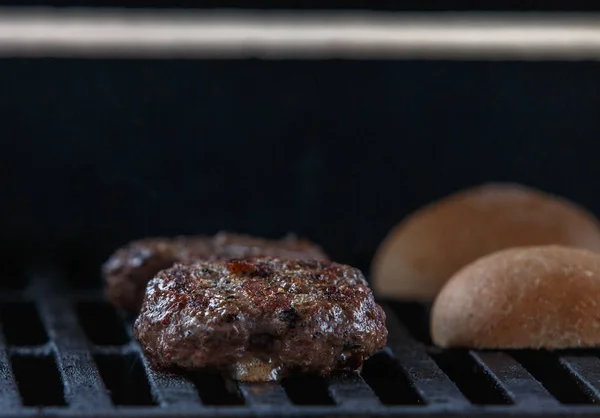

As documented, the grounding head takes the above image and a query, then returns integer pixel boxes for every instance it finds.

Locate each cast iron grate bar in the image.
[0,330,21,410]
[471,351,558,406]
[91,344,138,356]
[7,345,52,357]
[11,270,600,416]
[327,373,381,408]
[428,349,509,405]
[360,351,422,405]
[238,382,292,406]
[511,351,595,404]
[123,317,203,408]
[381,303,470,407]
[138,352,204,408]
[29,274,113,410]
[559,355,600,403]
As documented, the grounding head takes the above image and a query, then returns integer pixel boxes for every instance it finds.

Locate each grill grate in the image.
[2,273,600,417]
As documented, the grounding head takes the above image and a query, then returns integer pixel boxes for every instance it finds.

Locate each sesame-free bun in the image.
[431,245,600,349]
[371,183,600,302]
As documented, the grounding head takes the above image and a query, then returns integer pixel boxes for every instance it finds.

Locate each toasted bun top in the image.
[371,183,600,301]
[431,245,600,349]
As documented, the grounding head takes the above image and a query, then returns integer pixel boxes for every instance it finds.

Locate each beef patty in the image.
[103,232,328,313]
[133,257,387,382]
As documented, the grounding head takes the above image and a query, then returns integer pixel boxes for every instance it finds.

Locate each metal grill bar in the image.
[54,349,113,410]
[471,351,558,406]
[1,9,600,60]
[0,331,21,410]
[6,272,600,416]
[32,275,113,410]
[238,382,292,406]
[142,362,204,408]
[7,345,52,356]
[327,373,381,408]
[559,356,600,402]
[92,344,138,356]
[381,303,469,407]
[122,317,203,408]
[36,297,89,351]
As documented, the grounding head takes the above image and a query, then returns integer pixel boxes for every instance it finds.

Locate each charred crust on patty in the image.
[133,257,387,382]
[104,233,328,312]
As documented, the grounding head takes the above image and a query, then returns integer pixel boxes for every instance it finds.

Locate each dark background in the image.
[1,59,600,283]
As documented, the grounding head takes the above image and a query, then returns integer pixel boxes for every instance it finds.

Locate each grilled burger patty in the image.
[103,232,328,312]
[133,257,387,382]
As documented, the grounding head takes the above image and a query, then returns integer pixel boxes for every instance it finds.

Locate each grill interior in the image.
[2,273,600,417]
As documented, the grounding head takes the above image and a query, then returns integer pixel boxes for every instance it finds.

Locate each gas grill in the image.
[1,271,600,417]
[2,2,600,417]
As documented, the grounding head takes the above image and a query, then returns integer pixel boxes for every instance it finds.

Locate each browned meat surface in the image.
[103,232,328,313]
[134,257,387,382]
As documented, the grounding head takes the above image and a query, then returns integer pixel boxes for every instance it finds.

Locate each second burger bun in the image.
[431,245,600,349]
[371,183,600,301]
